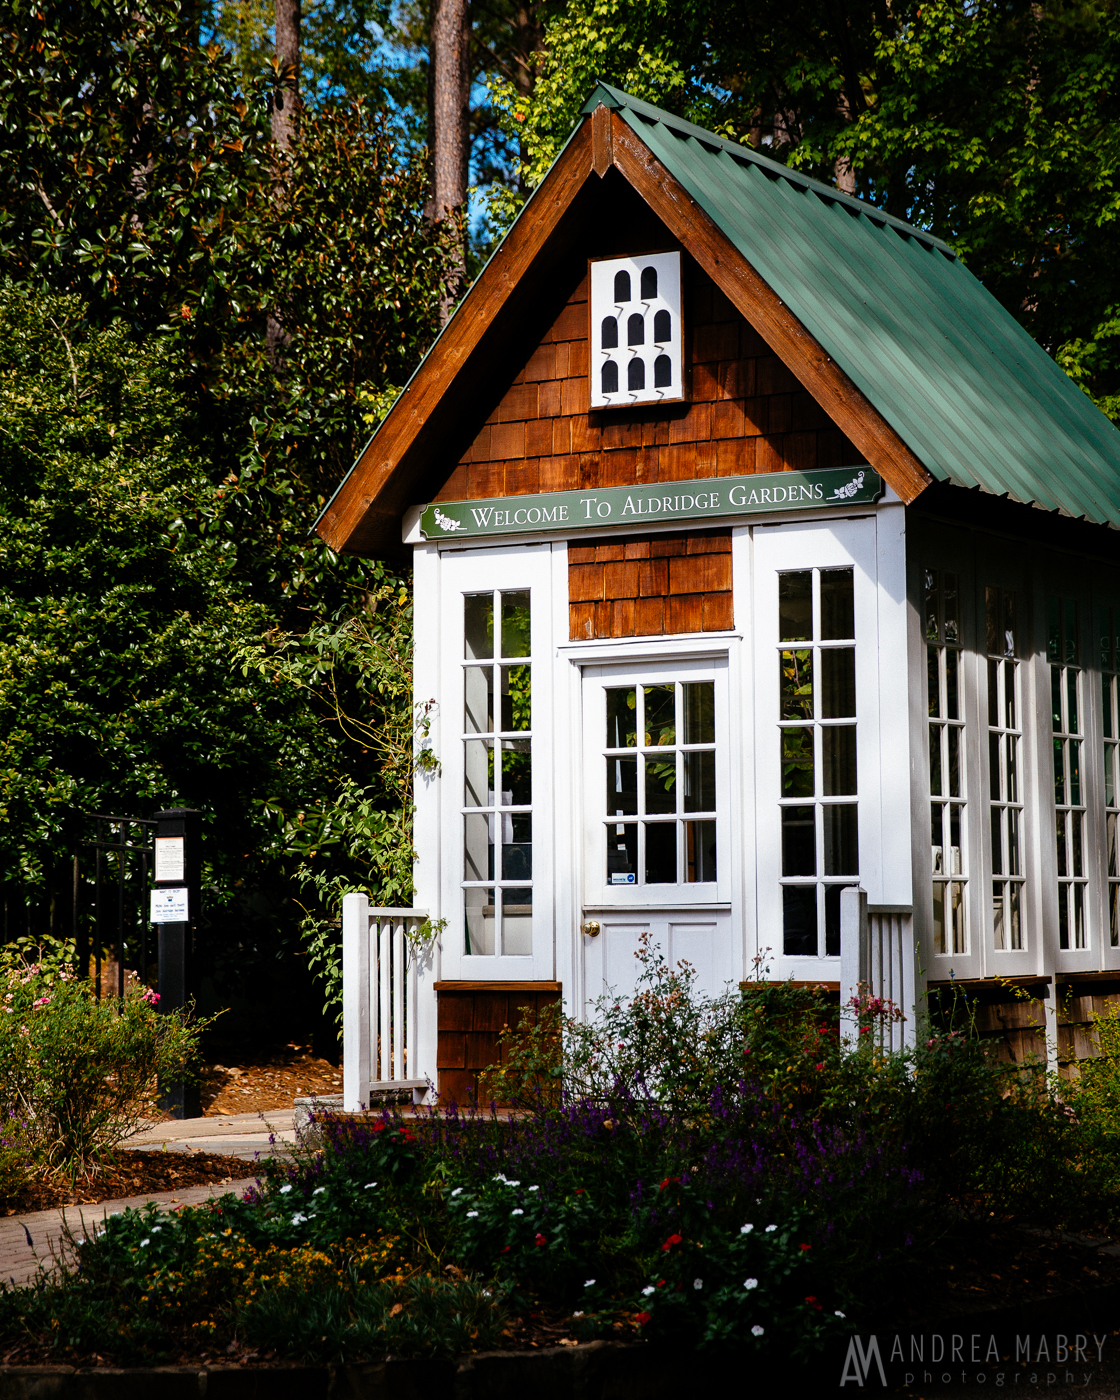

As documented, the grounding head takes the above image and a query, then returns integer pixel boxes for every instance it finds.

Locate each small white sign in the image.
[150,887,189,923]
[611,872,636,885]
[154,836,185,882]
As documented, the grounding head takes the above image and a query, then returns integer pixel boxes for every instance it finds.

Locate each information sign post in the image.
[151,808,201,1118]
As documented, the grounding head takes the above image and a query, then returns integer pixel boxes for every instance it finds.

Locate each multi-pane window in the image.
[1101,607,1119,947]
[602,681,717,886]
[778,568,858,957]
[927,570,967,955]
[1050,597,1087,950]
[987,587,1024,950]
[462,591,532,955]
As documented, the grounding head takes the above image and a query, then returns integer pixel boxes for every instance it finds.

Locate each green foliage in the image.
[0,0,269,332]
[0,958,206,1176]
[490,0,1120,417]
[0,285,334,890]
[239,582,437,1018]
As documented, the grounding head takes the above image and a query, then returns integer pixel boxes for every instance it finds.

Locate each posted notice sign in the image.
[150,887,189,923]
[420,467,883,541]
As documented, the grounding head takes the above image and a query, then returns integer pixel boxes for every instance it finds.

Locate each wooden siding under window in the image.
[434,260,864,506]
[436,984,561,1108]
[569,529,732,639]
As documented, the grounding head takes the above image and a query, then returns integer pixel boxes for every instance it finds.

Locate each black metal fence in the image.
[1,814,156,997]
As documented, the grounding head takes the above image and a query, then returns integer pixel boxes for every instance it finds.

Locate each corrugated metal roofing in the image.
[585,83,1120,528]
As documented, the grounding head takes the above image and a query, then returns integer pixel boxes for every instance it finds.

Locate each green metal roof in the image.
[585,83,1120,528]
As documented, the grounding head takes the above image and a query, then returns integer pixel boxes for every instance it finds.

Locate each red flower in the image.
[815,1063,824,1071]
[635,1311,652,1326]
[658,1176,681,1192]
[534,1233,548,1248]
[661,1233,682,1252]
[499,1245,510,1254]
[799,1243,812,1252]
[657,1279,666,1288]
[804,1295,823,1311]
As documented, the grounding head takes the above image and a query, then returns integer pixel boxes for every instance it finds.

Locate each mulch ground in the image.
[869,1216,1120,1330]
[198,1041,342,1116]
[0,1148,250,1217]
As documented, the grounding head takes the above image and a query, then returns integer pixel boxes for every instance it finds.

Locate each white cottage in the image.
[319,86,1120,1108]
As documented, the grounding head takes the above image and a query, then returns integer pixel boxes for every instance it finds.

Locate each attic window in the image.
[590,252,684,409]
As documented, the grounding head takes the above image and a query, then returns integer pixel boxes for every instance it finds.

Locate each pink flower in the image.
[32,995,51,1008]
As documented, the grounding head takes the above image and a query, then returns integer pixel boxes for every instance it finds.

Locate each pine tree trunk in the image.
[430,0,469,322]
[272,0,302,152]
[269,0,301,362]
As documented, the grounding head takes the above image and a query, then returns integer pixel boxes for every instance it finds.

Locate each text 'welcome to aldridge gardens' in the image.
[419,467,884,541]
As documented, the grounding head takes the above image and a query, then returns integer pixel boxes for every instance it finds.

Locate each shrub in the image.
[0,957,205,1175]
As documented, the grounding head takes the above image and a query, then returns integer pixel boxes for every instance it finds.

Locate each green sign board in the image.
[420,467,884,541]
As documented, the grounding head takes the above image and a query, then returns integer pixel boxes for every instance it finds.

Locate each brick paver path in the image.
[0,1178,257,1287]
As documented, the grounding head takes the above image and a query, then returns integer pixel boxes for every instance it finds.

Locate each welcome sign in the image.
[420,467,883,540]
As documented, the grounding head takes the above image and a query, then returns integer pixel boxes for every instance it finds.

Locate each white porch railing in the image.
[839,887,916,1053]
[342,894,431,1111]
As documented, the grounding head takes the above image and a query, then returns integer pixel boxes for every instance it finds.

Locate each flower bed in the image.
[2,940,1118,1368]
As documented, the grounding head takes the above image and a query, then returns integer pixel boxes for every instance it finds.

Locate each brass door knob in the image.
[581,920,602,937]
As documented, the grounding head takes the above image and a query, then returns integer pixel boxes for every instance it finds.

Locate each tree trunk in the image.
[269,0,301,362]
[430,0,469,322]
[272,0,302,152]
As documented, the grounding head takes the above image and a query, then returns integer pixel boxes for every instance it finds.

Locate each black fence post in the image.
[153,808,201,1119]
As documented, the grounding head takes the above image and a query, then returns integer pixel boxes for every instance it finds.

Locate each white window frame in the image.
[438,544,556,981]
[754,518,883,977]
[581,656,731,908]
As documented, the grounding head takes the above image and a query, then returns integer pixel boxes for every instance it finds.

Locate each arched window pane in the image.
[654,354,672,388]
[627,312,644,346]
[653,308,671,342]
[601,316,618,349]
[601,360,619,394]
[614,270,631,302]
[627,358,645,391]
[640,266,658,299]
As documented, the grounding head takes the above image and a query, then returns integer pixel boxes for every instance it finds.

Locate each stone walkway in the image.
[125,1108,297,1160]
[0,1178,258,1287]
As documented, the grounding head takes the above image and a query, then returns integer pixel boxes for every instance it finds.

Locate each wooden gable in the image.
[434,255,864,506]
[315,106,931,558]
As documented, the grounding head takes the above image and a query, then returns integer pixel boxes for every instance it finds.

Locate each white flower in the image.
[765,1225,777,1233]
[150,1225,162,1233]
[744,1278,759,1290]
[573,1311,584,1318]
[450,1187,463,1197]
[291,1212,308,1225]
[511,1208,524,1216]
[313,1187,326,1196]
[466,1210,479,1218]
[140,1239,150,1248]
[835,1310,846,1319]
[584,1279,596,1288]
[364,1182,378,1190]
[75,1238,86,1247]
[279,1184,293,1195]
[740,1223,754,1235]
[507,1179,520,1187]
[641,1286,655,1297]
[529,1185,539,1192]
[693,1278,703,1291]
[752,1324,765,1337]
